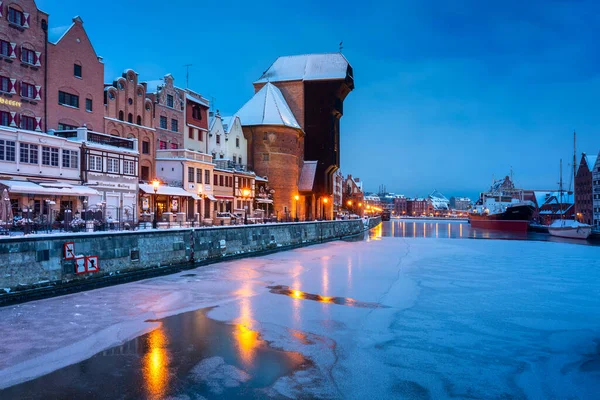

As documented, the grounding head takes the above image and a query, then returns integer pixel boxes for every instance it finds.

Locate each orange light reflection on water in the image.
[143,327,170,400]
[235,282,259,367]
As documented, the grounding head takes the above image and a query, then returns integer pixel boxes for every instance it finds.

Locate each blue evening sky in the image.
[38,0,600,199]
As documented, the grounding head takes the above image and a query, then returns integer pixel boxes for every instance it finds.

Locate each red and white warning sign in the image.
[74,255,86,274]
[85,256,99,273]
[64,242,75,260]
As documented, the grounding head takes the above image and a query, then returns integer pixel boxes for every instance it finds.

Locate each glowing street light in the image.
[322,197,329,220]
[294,194,300,222]
[152,179,160,228]
[242,188,251,224]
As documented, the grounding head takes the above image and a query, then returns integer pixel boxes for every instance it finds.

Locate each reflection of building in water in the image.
[143,327,170,400]
[101,336,143,356]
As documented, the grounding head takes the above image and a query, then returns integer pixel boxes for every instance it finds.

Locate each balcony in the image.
[87,132,135,150]
[156,149,213,164]
[214,159,248,172]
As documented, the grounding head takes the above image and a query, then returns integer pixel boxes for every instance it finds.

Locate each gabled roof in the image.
[584,154,598,172]
[298,161,318,192]
[48,24,73,44]
[235,83,301,130]
[254,53,351,84]
[221,116,241,134]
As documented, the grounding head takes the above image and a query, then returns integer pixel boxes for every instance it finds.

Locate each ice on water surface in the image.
[1,235,600,399]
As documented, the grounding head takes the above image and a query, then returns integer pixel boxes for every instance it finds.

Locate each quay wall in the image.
[0,218,381,295]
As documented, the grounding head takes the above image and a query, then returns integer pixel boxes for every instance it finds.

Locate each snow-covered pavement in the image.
[1,235,600,398]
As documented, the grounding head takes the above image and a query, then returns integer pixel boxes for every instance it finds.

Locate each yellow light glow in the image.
[347,200,352,206]
[323,198,328,204]
[294,195,299,201]
[143,327,169,400]
[291,290,303,299]
[152,179,160,190]
[358,203,362,207]
[319,296,333,303]
[242,188,251,197]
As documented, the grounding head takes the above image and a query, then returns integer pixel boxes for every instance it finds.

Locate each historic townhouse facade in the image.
[592,154,600,228]
[575,153,596,225]
[145,74,184,150]
[208,113,247,169]
[0,0,48,132]
[47,16,104,132]
[104,69,155,181]
[184,89,209,153]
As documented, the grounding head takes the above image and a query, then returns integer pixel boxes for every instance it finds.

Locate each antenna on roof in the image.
[184,64,192,88]
[339,40,343,52]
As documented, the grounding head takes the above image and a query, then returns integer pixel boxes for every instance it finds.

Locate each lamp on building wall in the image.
[152,179,160,228]
[294,195,299,222]
[322,197,329,221]
[242,188,251,224]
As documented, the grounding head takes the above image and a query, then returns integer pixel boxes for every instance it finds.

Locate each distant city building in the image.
[592,154,600,228]
[333,170,343,214]
[394,195,407,215]
[575,153,596,225]
[407,198,432,216]
[450,196,471,210]
[343,174,364,216]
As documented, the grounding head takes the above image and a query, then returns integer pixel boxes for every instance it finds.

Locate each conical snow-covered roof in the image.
[235,83,301,130]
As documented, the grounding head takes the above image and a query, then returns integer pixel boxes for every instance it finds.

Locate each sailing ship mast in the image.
[559,159,564,222]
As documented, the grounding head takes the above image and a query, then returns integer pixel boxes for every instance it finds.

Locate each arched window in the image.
[128,113,133,123]
[118,111,124,121]
[136,115,142,125]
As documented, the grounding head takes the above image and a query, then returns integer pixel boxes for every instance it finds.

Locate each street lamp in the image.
[322,197,329,221]
[242,188,251,224]
[294,194,299,222]
[152,179,160,228]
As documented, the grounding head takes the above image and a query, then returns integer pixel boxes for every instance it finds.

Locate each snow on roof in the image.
[298,161,318,192]
[48,24,74,44]
[185,93,209,107]
[584,154,598,172]
[235,83,301,130]
[254,53,351,84]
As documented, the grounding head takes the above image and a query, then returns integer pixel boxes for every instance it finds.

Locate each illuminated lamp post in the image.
[322,197,329,221]
[294,194,299,222]
[152,179,160,229]
[242,188,251,224]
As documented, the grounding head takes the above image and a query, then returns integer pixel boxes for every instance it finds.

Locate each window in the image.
[58,91,79,108]
[88,154,102,171]
[171,118,178,132]
[0,40,10,57]
[74,64,82,78]
[86,98,93,112]
[8,8,25,26]
[20,82,35,99]
[63,149,79,169]
[263,153,270,161]
[160,116,167,129]
[42,146,59,167]
[189,128,194,139]
[199,131,203,142]
[141,166,150,181]
[0,76,10,92]
[236,137,240,148]
[0,140,16,161]
[117,81,125,90]
[137,116,142,125]
[170,143,177,149]
[128,113,133,123]
[0,111,10,127]
[58,123,77,131]
[216,134,220,145]
[107,158,119,173]
[142,141,150,154]
[167,94,174,108]
[205,170,210,185]
[20,115,35,131]
[188,167,194,183]
[263,132,268,140]
[196,168,202,184]
[213,173,218,186]
[220,175,224,186]
[159,140,167,150]
[21,48,35,65]
[238,157,242,165]
[123,160,135,175]
[192,106,202,120]
[108,91,115,100]
[19,143,38,164]
[118,111,124,121]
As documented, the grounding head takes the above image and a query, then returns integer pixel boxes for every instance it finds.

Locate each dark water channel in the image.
[1,308,308,399]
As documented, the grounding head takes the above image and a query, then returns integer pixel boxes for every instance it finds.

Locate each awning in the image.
[205,194,217,201]
[139,184,196,198]
[214,195,234,200]
[0,180,100,196]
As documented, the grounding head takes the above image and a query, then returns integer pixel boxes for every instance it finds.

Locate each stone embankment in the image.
[0,217,381,305]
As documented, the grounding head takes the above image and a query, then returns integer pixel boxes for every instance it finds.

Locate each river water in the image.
[1,221,600,399]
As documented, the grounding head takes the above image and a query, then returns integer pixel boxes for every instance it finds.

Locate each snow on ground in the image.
[1,235,600,399]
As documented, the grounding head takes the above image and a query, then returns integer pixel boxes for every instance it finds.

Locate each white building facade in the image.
[592,153,600,228]
[208,113,248,170]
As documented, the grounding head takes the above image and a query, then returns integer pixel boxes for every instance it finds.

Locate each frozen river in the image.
[1,223,600,399]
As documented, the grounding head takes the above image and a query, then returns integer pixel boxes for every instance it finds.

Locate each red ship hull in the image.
[468,217,529,232]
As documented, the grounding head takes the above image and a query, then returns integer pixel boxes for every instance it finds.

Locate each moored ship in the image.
[469,176,535,232]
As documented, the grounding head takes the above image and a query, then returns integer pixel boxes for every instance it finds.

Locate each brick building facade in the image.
[144,74,184,150]
[0,0,48,132]
[184,89,209,153]
[575,153,597,225]
[104,69,155,181]
[47,16,104,131]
